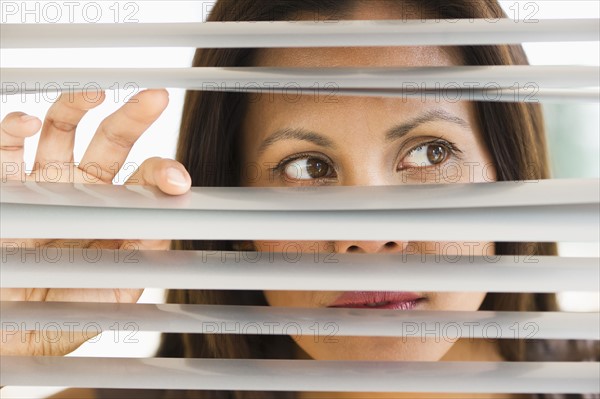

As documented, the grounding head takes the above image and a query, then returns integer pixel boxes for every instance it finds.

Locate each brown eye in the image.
[427,144,447,164]
[400,143,450,169]
[284,156,333,180]
[306,157,329,178]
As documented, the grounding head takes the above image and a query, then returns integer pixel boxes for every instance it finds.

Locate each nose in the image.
[334,241,409,254]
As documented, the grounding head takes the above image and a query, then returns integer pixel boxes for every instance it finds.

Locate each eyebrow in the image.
[256,108,470,157]
[384,108,471,142]
[256,128,337,157]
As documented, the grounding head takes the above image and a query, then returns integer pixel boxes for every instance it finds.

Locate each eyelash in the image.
[269,137,463,182]
[269,151,337,183]
[397,137,464,172]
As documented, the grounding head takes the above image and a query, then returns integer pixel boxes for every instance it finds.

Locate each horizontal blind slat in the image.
[2,203,597,241]
[1,357,598,393]
[1,250,598,292]
[2,302,598,340]
[2,66,598,96]
[2,180,598,211]
[1,19,598,48]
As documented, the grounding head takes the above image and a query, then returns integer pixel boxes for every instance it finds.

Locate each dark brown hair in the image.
[96,1,599,399]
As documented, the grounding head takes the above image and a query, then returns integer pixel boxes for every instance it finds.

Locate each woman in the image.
[1,1,597,399]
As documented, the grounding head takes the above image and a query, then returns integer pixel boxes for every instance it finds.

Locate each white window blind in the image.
[0,8,599,399]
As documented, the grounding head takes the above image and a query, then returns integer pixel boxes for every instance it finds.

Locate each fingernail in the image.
[166,167,188,187]
[20,115,37,122]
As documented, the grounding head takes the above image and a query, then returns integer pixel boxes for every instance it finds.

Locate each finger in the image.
[79,89,169,183]
[125,157,191,195]
[33,89,106,173]
[0,112,42,180]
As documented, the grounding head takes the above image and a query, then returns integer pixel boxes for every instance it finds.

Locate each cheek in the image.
[466,135,497,183]
[253,240,333,254]
[264,289,329,309]
[426,292,488,312]
[460,156,497,183]
[413,240,491,311]
[442,151,497,184]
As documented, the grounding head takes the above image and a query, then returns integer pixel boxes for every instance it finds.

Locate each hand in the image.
[0,88,191,356]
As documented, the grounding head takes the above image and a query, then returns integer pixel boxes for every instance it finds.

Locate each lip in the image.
[327,291,425,310]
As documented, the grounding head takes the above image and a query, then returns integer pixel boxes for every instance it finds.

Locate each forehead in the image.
[251,0,464,67]
[241,6,470,152]
[242,45,468,139]
[242,0,465,120]
[252,45,462,68]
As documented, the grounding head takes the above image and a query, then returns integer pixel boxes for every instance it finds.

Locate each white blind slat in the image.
[1,357,597,393]
[2,179,598,211]
[2,302,598,340]
[1,180,598,241]
[2,202,596,241]
[1,249,598,292]
[2,66,598,96]
[1,19,598,48]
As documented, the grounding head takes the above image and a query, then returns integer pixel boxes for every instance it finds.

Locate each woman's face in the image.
[239,4,497,362]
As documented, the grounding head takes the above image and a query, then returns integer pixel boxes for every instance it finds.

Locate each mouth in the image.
[327,291,426,310]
